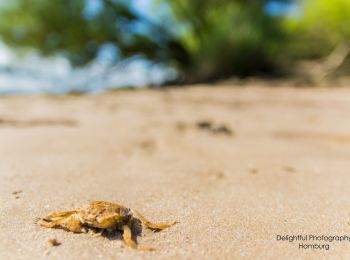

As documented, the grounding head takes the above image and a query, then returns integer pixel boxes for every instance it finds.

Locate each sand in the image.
[1,85,350,259]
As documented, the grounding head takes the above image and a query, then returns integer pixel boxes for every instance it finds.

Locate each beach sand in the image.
[1,85,350,259]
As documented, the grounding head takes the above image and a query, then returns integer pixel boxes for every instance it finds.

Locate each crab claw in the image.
[122,225,158,251]
[135,211,177,230]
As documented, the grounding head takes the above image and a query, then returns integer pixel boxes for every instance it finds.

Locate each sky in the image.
[265,1,300,17]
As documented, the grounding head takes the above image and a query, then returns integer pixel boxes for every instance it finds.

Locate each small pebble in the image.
[248,168,258,174]
[282,166,296,173]
[48,238,61,246]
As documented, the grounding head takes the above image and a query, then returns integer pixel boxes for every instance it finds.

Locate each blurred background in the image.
[0,0,349,94]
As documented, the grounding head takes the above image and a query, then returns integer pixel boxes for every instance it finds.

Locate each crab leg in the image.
[62,214,85,233]
[40,210,75,228]
[135,211,177,230]
[40,217,70,228]
[40,213,86,233]
[43,210,76,220]
[122,225,138,249]
[122,225,157,251]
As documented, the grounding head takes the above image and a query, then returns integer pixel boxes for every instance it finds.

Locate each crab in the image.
[39,201,176,250]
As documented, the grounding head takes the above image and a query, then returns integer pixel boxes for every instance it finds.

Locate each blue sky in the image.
[84,0,155,20]
[84,0,300,18]
[265,1,300,17]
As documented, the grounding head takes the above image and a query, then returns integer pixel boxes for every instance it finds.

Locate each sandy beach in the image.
[1,85,350,259]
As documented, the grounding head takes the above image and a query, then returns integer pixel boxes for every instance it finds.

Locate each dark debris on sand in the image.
[196,120,234,136]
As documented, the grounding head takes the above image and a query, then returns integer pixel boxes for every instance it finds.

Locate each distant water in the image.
[0,61,176,95]
[0,45,176,95]
[0,62,175,95]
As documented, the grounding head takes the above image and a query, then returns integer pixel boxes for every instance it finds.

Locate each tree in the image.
[285,0,350,59]
[283,0,350,80]
[0,0,290,83]
[157,0,288,82]
[0,0,188,67]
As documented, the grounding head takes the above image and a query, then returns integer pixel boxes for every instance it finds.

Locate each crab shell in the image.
[76,201,132,230]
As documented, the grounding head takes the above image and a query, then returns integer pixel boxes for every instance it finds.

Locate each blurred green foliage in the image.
[0,0,188,66]
[159,0,288,81]
[0,0,349,83]
[285,0,350,59]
